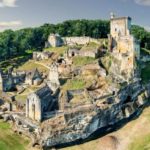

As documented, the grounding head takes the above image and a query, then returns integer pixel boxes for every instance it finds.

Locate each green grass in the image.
[141,62,150,83]
[17,60,48,73]
[101,54,112,72]
[73,56,96,67]
[15,94,27,103]
[63,78,86,90]
[25,49,34,54]
[0,120,29,150]
[44,46,68,56]
[80,42,100,51]
[128,134,150,150]
[0,55,30,72]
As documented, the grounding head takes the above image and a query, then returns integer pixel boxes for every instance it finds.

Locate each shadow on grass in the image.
[0,54,32,72]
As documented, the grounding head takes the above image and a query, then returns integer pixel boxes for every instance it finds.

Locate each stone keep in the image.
[109,13,140,59]
[108,13,140,80]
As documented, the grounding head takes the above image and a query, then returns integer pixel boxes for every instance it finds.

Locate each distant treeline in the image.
[0,19,149,60]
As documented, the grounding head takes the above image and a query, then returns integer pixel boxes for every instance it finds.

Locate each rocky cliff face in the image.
[37,81,150,148]
[1,75,149,149]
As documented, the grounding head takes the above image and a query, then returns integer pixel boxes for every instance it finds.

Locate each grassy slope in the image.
[127,108,150,150]
[17,60,48,72]
[0,120,29,150]
[0,56,30,72]
[44,46,68,56]
[72,56,96,67]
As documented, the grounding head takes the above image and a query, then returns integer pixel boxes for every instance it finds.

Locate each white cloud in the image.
[0,21,22,28]
[0,0,18,7]
[134,0,150,6]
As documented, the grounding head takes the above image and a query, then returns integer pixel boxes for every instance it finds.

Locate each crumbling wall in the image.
[26,94,42,122]
[63,37,100,46]
[37,81,149,148]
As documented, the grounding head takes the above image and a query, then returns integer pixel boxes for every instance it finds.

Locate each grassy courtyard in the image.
[0,120,29,150]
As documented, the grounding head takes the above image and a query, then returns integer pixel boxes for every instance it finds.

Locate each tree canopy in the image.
[0,19,149,60]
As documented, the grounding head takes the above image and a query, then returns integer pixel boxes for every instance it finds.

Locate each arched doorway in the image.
[32,104,35,120]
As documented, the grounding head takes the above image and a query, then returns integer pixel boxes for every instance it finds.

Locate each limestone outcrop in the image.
[37,81,150,148]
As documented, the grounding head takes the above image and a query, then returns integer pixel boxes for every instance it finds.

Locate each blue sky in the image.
[0,0,150,31]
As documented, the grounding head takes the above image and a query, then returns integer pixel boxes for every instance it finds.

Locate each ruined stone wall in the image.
[48,34,63,47]
[33,52,51,60]
[37,81,149,148]
[63,37,100,45]
[111,18,131,38]
[26,94,42,122]
[116,36,140,59]
[117,36,133,53]
[63,37,90,45]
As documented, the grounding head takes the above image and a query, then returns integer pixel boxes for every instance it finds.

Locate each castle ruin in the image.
[108,13,140,81]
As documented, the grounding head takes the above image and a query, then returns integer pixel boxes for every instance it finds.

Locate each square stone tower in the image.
[110,16,131,39]
[108,13,140,81]
[108,13,140,60]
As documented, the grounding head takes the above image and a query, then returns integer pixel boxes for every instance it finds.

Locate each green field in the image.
[72,56,96,67]
[0,120,29,150]
[129,134,150,150]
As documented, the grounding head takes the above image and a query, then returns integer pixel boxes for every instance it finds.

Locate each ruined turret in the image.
[47,63,60,92]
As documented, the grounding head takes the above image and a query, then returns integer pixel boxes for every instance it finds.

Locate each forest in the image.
[0,19,149,60]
